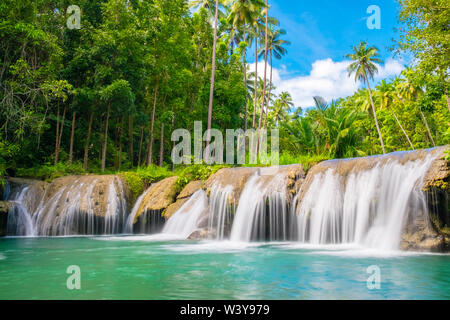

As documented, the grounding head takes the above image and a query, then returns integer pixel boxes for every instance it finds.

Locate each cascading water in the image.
[5,176,128,236]
[295,152,438,250]
[162,190,208,238]
[7,186,37,236]
[125,183,167,234]
[230,169,293,242]
[207,185,234,240]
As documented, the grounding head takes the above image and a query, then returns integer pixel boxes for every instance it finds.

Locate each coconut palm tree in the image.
[259,26,290,128]
[376,80,414,150]
[258,0,269,139]
[189,0,226,21]
[190,0,222,145]
[272,91,293,126]
[394,69,436,147]
[226,0,265,131]
[346,41,386,154]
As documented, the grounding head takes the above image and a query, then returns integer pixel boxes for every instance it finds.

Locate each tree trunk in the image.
[55,106,66,164]
[263,50,273,129]
[118,118,123,170]
[69,111,76,165]
[387,105,414,150]
[159,122,164,167]
[258,0,269,149]
[147,84,159,165]
[445,88,450,113]
[101,103,110,172]
[171,114,175,172]
[419,106,436,147]
[138,126,144,167]
[365,76,385,154]
[128,114,133,167]
[83,111,94,171]
[206,0,220,146]
[243,25,248,132]
[253,36,258,128]
[396,93,435,148]
[54,103,60,165]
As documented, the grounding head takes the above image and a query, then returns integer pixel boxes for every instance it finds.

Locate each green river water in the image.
[0,236,449,300]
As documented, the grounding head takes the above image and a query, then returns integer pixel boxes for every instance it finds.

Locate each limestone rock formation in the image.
[164,180,203,220]
[133,176,179,222]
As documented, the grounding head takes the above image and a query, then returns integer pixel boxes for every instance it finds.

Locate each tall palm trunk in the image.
[365,75,385,154]
[397,93,435,147]
[68,111,76,165]
[387,104,414,150]
[101,103,110,172]
[147,84,158,165]
[55,106,66,165]
[83,111,94,171]
[243,24,248,132]
[263,50,273,129]
[138,126,144,167]
[54,102,60,165]
[159,122,164,167]
[258,0,269,145]
[128,114,133,167]
[253,37,258,128]
[206,0,220,146]
[418,106,436,147]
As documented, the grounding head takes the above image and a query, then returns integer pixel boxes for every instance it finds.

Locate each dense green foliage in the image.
[0,0,448,186]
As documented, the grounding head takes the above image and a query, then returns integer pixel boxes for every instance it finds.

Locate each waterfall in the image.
[2,180,11,201]
[295,152,437,250]
[5,176,128,236]
[162,190,208,238]
[230,169,292,242]
[207,185,234,240]
[7,186,37,236]
[125,184,166,234]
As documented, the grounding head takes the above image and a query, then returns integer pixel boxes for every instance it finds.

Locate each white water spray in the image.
[296,154,436,250]
[162,190,208,238]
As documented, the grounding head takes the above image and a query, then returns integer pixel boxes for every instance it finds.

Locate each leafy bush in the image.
[278,153,330,171]
[119,165,174,201]
[16,162,85,182]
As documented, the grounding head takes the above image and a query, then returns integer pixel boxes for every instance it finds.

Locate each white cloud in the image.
[249,58,405,108]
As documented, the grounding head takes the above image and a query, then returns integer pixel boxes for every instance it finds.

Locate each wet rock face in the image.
[0,201,13,237]
[5,175,130,236]
[164,180,203,220]
[43,175,130,218]
[205,165,305,206]
[133,176,178,221]
[420,147,450,251]
[129,176,179,233]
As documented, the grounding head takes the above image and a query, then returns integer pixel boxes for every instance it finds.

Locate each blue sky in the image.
[247,0,407,107]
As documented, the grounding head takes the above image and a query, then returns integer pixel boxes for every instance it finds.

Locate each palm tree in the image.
[195,0,221,146]
[226,0,266,131]
[395,69,436,147]
[272,92,293,126]
[258,0,269,139]
[189,0,226,21]
[346,41,386,154]
[376,80,414,150]
[259,26,290,128]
